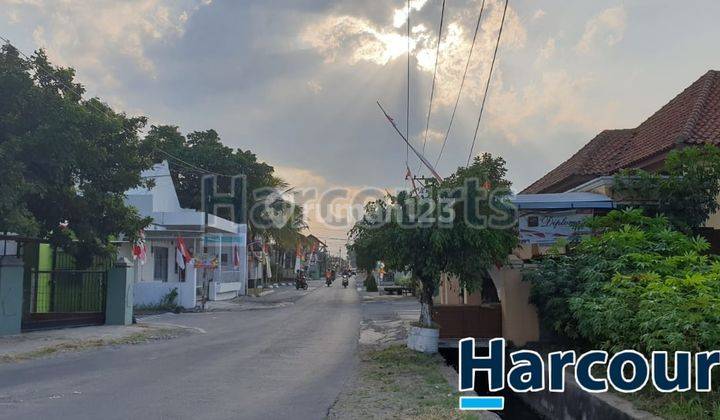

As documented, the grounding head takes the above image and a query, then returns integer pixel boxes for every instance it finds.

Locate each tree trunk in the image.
[419,280,434,327]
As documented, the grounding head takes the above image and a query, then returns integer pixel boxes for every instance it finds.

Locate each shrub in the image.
[365,272,378,292]
[525,208,720,353]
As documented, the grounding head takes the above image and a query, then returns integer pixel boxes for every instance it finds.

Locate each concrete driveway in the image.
[0,278,361,420]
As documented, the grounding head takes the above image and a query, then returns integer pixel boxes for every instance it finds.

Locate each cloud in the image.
[536,37,556,62]
[392,0,429,28]
[485,70,603,143]
[2,0,211,81]
[306,80,323,94]
[303,0,526,108]
[301,15,418,66]
[575,5,627,54]
[274,165,330,190]
[532,9,546,20]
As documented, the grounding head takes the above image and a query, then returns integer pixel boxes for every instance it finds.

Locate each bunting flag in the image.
[132,230,147,265]
[294,244,304,272]
[176,236,191,270]
[233,244,241,269]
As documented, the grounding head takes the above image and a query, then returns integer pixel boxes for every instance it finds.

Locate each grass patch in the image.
[624,389,720,420]
[329,345,482,419]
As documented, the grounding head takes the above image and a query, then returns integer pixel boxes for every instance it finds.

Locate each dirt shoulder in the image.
[0,323,194,364]
[328,292,497,419]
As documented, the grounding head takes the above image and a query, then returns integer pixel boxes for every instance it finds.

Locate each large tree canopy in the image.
[0,44,153,266]
[349,154,518,326]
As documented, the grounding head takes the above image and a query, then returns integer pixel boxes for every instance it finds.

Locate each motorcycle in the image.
[342,275,349,288]
[295,276,308,290]
[326,277,333,287]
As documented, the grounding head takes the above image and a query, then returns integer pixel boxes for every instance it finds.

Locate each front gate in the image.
[22,269,108,331]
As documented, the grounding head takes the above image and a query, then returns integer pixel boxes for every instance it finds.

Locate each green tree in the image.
[613,145,720,231]
[349,154,517,326]
[0,44,153,266]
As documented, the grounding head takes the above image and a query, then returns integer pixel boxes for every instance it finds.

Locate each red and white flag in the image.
[132,231,147,265]
[176,236,191,270]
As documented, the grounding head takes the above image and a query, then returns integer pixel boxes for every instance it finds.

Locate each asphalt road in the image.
[0,278,361,420]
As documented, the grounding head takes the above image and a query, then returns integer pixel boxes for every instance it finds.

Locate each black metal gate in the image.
[22,269,108,331]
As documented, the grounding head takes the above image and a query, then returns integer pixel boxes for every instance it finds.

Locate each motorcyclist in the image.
[295,269,307,290]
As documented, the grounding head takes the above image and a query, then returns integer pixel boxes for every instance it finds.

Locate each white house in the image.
[119,161,248,309]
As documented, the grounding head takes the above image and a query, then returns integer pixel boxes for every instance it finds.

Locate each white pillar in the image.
[181,260,198,309]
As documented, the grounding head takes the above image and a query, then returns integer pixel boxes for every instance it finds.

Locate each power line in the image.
[152,147,232,177]
[417,0,446,176]
[433,0,487,169]
[466,0,509,167]
[405,0,411,171]
[0,34,234,179]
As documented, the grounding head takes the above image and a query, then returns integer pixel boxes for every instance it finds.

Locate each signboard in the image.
[518,209,593,245]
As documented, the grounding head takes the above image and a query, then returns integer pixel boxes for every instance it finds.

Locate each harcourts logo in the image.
[457,338,718,411]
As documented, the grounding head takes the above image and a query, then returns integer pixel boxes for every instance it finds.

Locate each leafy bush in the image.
[160,288,179,308]
[525,208,720,353]
[365,272,378,292]
[613,144,720,231]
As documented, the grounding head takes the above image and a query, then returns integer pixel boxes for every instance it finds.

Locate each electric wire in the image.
[466,0,509,167]
[433,0,487,169]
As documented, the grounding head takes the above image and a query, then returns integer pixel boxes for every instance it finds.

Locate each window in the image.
[527,216,539,227]
[153,247,169,282]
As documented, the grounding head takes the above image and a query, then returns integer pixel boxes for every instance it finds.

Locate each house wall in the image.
[488,262,540,346]
[437,265,540,347]
[437,273,482,305]
[118,241,182,283]
[704,192,720,229]
[134,280,196,309]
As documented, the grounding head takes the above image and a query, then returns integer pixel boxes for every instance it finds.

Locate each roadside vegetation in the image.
[524,146,720,419]
[328,345,480,420]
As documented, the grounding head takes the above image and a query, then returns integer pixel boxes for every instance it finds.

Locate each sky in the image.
[3,0,720,254]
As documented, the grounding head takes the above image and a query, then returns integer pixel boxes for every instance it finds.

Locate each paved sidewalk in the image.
[0,323,193,363]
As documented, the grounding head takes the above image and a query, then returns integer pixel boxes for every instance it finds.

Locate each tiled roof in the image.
[523,70,720,193]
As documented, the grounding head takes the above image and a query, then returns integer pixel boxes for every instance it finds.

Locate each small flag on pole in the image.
[176,236,191,270]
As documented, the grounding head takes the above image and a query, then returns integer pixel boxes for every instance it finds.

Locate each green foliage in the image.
[525,208,720,353]
[365,272,378,292]
[349,154,517,325]
[160,288,179,309]
[613,145,720,231]
[0,44,153,266]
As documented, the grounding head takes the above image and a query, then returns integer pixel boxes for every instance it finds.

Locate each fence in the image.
[22,269,108,330]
